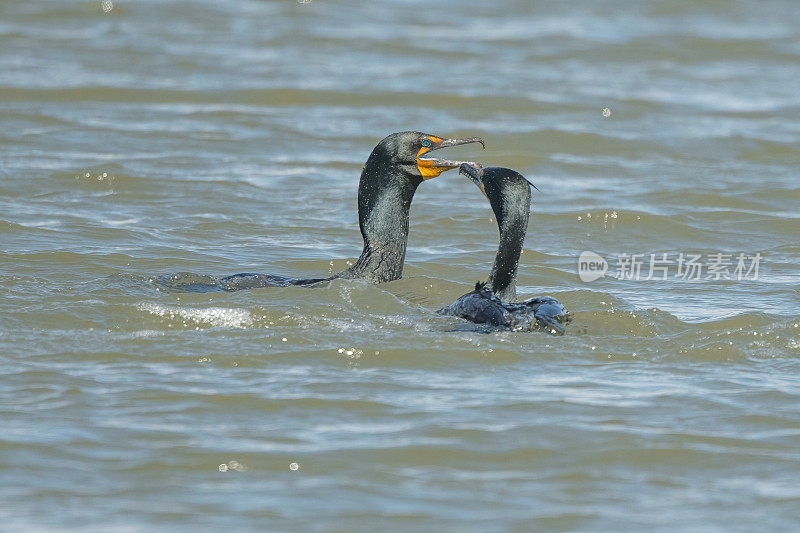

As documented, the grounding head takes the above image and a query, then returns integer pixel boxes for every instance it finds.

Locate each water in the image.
[2,0,799,530]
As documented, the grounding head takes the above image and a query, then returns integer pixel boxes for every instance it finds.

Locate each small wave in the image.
[151,272,223,293]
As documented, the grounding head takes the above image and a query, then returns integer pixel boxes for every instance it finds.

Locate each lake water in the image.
[1,0,799,530]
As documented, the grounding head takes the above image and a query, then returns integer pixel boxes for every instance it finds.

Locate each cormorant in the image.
[210,132,485,291]
[438,164,571,335]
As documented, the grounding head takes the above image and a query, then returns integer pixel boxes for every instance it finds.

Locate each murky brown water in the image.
[2,0,799,530]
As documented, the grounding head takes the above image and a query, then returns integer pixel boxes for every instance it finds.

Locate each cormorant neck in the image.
[487,201,529,302]
[337,150,421,283]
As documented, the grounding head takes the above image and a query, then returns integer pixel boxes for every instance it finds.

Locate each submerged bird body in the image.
[442,282,570,335]
[170,132,483,292]
[438,165,571,335]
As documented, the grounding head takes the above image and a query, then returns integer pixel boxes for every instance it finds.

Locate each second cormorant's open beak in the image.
[459,163,488,199]
[417,136,485,180]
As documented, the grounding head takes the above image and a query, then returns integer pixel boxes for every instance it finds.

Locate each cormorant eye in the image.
[421,138,432,148]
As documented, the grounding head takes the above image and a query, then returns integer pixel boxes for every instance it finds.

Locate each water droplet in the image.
[228,460,246,472]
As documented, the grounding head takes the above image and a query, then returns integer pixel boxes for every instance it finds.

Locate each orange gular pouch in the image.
[416,135,485,179]
[416,136,445,179]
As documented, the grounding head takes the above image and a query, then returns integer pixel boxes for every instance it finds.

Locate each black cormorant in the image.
[438,164,571,335]
[214,132,485,290]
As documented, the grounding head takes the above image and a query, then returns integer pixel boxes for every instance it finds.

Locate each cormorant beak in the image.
[459,163,488,199]
[417,136,485,180]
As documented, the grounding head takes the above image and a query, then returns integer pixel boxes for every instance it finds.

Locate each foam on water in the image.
[138,302,254,329]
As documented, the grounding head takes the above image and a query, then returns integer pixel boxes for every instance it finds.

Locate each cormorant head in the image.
[459,163,535,229]
[371,131,485,181]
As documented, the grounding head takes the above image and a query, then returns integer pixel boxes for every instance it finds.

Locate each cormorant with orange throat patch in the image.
[192,132,484,291]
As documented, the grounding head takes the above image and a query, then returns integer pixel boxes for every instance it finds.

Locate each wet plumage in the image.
[166,132,483,291]
[438,165,571,335]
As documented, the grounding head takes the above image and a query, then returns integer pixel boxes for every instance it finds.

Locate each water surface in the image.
[1,0,799,530]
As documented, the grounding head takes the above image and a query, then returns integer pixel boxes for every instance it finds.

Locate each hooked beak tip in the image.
[458,162,484,183]
[468,137,485,149]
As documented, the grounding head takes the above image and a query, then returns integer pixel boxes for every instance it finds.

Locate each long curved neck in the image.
[487,201,529,302]
[337,153,421,283]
